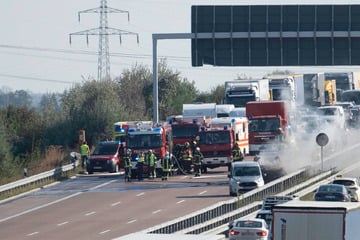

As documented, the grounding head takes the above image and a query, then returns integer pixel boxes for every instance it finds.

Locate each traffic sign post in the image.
[316,133,329,172]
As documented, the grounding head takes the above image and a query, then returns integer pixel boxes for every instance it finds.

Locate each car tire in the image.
[87,167,93,174]
[229,191,237,197]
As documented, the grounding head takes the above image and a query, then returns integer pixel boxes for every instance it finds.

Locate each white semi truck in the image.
[224,79,269,107]
[272,201,360,240]
[267,75,296,103]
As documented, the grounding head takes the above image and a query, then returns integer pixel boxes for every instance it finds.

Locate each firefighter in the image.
[181,142,193,173]
[190,137,198,153]
[193,147,204,177]
[124,149,132,182]
[147,149,157,179]
[232,142,244,162]
[137,152,145,181]
[161,151,171,181]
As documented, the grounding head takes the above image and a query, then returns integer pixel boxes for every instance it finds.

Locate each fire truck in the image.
[169,115,210,147]
[126,121,172,159]
[113,121,142,143]
[197,117,249,171]
[245,100,289,156]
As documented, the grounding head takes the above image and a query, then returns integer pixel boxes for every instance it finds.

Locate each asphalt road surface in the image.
[2,129,360,240]
[0,167,232,240]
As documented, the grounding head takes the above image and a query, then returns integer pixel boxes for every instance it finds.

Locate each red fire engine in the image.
[169,115,210,147]
[197,117,249,171]
[126,121,172,159]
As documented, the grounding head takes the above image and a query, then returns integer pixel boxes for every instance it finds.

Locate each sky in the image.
[1,0,360,94]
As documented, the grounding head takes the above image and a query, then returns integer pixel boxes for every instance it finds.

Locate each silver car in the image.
[229,218,269,240]
[228,161,265,196]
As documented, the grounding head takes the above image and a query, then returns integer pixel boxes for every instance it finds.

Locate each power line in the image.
[69,0,139,81]
[0,44,191,61]
[0,74,76,84]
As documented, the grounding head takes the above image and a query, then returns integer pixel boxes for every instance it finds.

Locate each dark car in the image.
[86,141,123,174]
[313,184,351,202]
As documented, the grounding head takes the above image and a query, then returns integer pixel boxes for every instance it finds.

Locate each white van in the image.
[228,161,265,196]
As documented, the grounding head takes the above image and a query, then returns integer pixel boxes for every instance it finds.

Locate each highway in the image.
[0,168,232,240]
[1,129,360,240]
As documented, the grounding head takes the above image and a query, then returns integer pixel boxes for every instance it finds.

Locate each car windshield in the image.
[127,134,162,149]
[332,180,356,187]
[198,131,231,145]
[236,220,263,228]
[233,166,260,177]
[92,144,118,155]
[249,118,280,132]
[318,185,343,193]
[317,108,337,116]
[256,213,272,222]
[172,125,199,138]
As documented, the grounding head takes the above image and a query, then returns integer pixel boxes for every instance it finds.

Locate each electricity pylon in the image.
[69,0,139,81]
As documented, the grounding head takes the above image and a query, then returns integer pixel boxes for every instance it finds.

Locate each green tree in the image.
[0,116,13,180]
[196,85,225,104]
[116,60,198,121]
[60,79,126,146]
[116,64,151,120]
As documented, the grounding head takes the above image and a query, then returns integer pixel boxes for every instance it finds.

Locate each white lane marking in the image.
[0,180,117,223]
[111,201,121,206]
[57,221,68,226]
[99,229,111,234]
[152,209,162,214]
[27,232,39,236]
[176,200,185,204]
[180,176,188,179]
[85,211,96,216]
[136,192,145,197]
[199,191,207,195]
[127,219,137,224]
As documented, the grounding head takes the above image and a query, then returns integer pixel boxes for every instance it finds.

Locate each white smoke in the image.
[257,104,355,176]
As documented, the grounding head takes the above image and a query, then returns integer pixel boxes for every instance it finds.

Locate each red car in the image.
[86,141,123,174]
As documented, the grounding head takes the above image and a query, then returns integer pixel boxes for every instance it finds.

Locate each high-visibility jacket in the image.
[138,155,145,163]
[161,157,171,172]
[232,146,243,161]
[193,150,203,165]
[148,153,156,167]
[124,154,132,168]
[182,148,192,161]
[80,144,89,156]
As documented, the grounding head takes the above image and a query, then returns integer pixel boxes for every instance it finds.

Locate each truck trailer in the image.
[182,103,217,119]
[272,201,360,240]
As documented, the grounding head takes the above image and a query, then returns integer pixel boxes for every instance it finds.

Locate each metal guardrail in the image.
[142,167,335,235]
[140,137,360,236]
[0,161,78,199]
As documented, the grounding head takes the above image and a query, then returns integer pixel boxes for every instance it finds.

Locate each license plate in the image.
[325,195,335,199]
[93,166,102,169]
[241,232,253,236]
